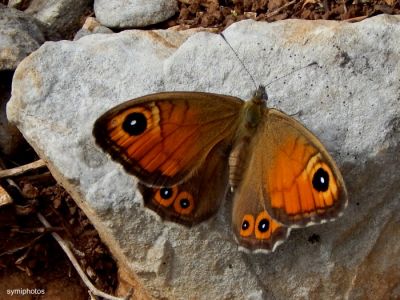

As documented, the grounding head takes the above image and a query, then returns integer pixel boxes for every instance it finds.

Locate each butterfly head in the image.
[253,85,268,105]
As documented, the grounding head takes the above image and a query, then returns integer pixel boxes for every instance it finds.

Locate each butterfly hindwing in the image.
[138,142,230,226]
[231,141,290,253]
[232,195,290,253]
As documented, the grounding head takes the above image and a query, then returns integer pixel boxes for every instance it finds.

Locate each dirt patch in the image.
[0,178,117,300]
[154,0,400,30]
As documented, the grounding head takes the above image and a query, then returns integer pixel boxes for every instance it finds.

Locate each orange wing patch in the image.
[254,211,282,240]
[140,185,197,225]
[236,210,289,253]
[105,101,196,177]
[267,135,342,226]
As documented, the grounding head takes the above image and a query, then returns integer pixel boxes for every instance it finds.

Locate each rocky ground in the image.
[0,0,399,299]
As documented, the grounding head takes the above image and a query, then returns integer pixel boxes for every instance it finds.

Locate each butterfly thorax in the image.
[229,86,268,189]
[244,85,268,127]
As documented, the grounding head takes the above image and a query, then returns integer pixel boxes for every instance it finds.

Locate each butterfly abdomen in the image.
[229,139,249,189]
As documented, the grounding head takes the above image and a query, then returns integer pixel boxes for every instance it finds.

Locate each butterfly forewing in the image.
[93,92,243,187]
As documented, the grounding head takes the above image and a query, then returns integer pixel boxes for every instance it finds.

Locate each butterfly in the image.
[93,85,348,253]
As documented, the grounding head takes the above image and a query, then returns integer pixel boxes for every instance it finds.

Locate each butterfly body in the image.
[93,86,348,253]
[228,91,265,188]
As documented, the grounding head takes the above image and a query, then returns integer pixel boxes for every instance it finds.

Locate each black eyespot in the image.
[242,220,250,230]
[312,168,330,192]
[160,188,173,199]
[122,112,147,136]
[180,198,190,209]
[258,219,269,232]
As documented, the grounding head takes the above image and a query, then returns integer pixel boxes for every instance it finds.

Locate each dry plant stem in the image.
[265,0,299,18]
[0,234,45,257]
[18,171,55,185]
[15,242,36,265]
[345,15,368,22]
[0,159,47,178]
[178,0,211,7]
[342,0,348,14]
[10,226,63,233]
[36,212,132,300]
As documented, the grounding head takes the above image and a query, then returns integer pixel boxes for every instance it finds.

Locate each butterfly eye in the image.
[122,112,147,136]
[255,211,272,239]
[173,192,194,215]
[240,214,254,237]
[312,167,330,192]
[154,186,178,207]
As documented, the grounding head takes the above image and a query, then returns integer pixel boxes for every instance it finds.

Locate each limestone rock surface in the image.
[7,15,400,299]
[94,0,178,28]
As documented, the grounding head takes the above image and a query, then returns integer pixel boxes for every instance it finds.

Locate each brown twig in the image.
[0,234,45,257]
[36,212,133,300]
[15,202,37,215]
[178,0,208,7]
[0,159,47,179]
[17,171,55,186]
[345,15,368,22]
[9,226,63,234]
[265,0,299,19]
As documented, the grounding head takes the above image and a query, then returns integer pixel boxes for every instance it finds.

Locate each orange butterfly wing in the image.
[231,108,347,252]
[138,142,230,226]
[93,92,243,187]
[260,109,348,226]
[232,186,290,253]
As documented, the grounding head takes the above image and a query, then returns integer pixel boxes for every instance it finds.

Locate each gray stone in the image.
[0,4,55,155]
[7,0,24,9]
[94,0,178,28]
[0,71,24,156]
[25,0,92,37]
[0,4,46,70]
[74,17,114,41]
[7,15,400,299]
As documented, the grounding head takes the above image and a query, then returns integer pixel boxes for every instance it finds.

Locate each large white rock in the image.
[94,0,178,28]
[7,15,400,299]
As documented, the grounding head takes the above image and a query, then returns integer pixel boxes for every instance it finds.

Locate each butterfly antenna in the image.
[220,33,258,91]
[265,62,319,88]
